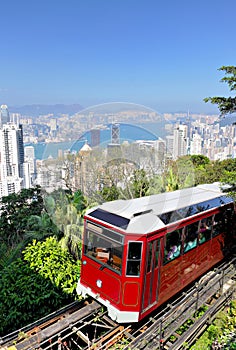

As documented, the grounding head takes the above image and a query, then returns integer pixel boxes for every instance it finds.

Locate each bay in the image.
[26,122,167,160]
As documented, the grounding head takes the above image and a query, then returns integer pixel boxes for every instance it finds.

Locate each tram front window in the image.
[84,223,123,273]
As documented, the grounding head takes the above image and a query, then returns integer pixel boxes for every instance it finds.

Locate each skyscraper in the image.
[0,109,27,197]
[0,104,10,127]
[190,133,202,155]
[24,145,37,186]
[173,124,188,159]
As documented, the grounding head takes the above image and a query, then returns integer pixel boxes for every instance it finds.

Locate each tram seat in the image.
[199,234,206,244]
[96,248,110,262]
[173,245,181,258]
[112,255,122,268]
[166,245,181,260]
[184,239,197,252]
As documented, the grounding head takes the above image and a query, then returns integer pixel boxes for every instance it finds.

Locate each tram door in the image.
[142,239,161,312]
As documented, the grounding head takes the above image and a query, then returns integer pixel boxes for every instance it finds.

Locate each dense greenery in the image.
[0,237,79,335]
[190,300,236,349]
[204,65,236,115]
[0,187,60,269]
[99,156,236,201]
[0,188,85,336]
[0,187,44,248]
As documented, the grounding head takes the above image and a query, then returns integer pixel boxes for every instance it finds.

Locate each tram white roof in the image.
[87,183,232,234]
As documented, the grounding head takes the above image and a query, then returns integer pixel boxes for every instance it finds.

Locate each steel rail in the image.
[0,300,82,346]
[0,300,100,350]
[120,256,236,350]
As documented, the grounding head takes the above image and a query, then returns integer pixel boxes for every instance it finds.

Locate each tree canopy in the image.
[204,66,236,115]
[0,237,79,335]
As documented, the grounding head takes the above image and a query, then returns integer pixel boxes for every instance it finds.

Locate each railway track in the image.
[0,300,101,350]
[120,256,236,349]
[1,257,235,350]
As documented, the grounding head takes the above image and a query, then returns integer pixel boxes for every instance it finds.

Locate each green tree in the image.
[100,185,120,201]
[44,190,86,259]
[165,167,179,192]
[58,203,83,260]
[72,190,88,213]
[190,155,210,168]
[204,65,236,115]
[0,187,44,249]
[148,174,166,195]
[25,211,61,243]
[130,169,150,198]
[0,237,78,336]
[175,156,195,188]
[23,237,79,295]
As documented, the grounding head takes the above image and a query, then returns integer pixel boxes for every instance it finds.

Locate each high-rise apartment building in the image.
[0,104,10,126]
[166,135,174,159]
[190,133,202,155]
[173,124,188,159]
[24,145,37,186]
[0,105,31,197]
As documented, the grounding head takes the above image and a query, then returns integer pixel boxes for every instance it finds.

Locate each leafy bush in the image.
[191,300,236,349]
[0,237,79,336]
[22,237,79,295]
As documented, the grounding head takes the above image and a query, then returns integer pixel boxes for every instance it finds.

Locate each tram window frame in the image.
[199,216,213,244]
[183,221,199,253]
[126,241,143,277]
[212,212,225,237]
[84,223,124,274]
[147,242,153,272]
[164,229,182,264]
[154,240,160,268]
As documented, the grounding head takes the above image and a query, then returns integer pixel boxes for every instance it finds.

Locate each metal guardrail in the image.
[0,300,101,350]
[0,300,81,346]
[123,257,236,350]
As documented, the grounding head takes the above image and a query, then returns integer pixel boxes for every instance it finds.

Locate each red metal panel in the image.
[142,271,151,310]
[122,281,140,306]
[80,258,121,304]
[210,234,224,265]
[195,241,211,275]
[159,256,182,304]
[181,249,197,286]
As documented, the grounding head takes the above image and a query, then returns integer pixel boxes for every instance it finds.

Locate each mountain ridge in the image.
[8,104,83,117]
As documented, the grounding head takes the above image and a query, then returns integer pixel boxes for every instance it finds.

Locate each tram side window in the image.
[199,217,213,244]
[164,229,182,263]
[184,222,199,253]
[126,242,142,276]
[212,212,225,237]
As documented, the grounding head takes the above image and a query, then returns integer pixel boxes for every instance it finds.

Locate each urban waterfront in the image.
[26,122,167,160]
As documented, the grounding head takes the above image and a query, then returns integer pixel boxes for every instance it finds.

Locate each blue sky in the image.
[0,0,235,113]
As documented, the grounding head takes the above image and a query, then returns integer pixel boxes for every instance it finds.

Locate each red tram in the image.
[77,183,235,323]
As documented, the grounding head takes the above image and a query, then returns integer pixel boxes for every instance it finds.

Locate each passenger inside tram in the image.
[199,217,212,242]
[184,231,197,252]
[165,230,181,261]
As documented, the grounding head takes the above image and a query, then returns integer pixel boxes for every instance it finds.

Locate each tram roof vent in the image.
[133,209,153,217]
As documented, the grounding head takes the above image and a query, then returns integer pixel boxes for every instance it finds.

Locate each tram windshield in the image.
[84,221,124,273]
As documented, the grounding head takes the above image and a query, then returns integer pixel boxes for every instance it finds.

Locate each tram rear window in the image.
[84,223,124,273]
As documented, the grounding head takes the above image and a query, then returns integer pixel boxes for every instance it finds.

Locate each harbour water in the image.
[26,122,168,160]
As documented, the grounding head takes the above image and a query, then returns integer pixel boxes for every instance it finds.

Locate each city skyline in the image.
[0,0,235,113]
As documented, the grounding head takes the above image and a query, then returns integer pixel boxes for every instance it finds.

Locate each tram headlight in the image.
[96,279,102,288]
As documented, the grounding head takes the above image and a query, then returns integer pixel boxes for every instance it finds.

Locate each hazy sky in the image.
[0,0,235,113]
